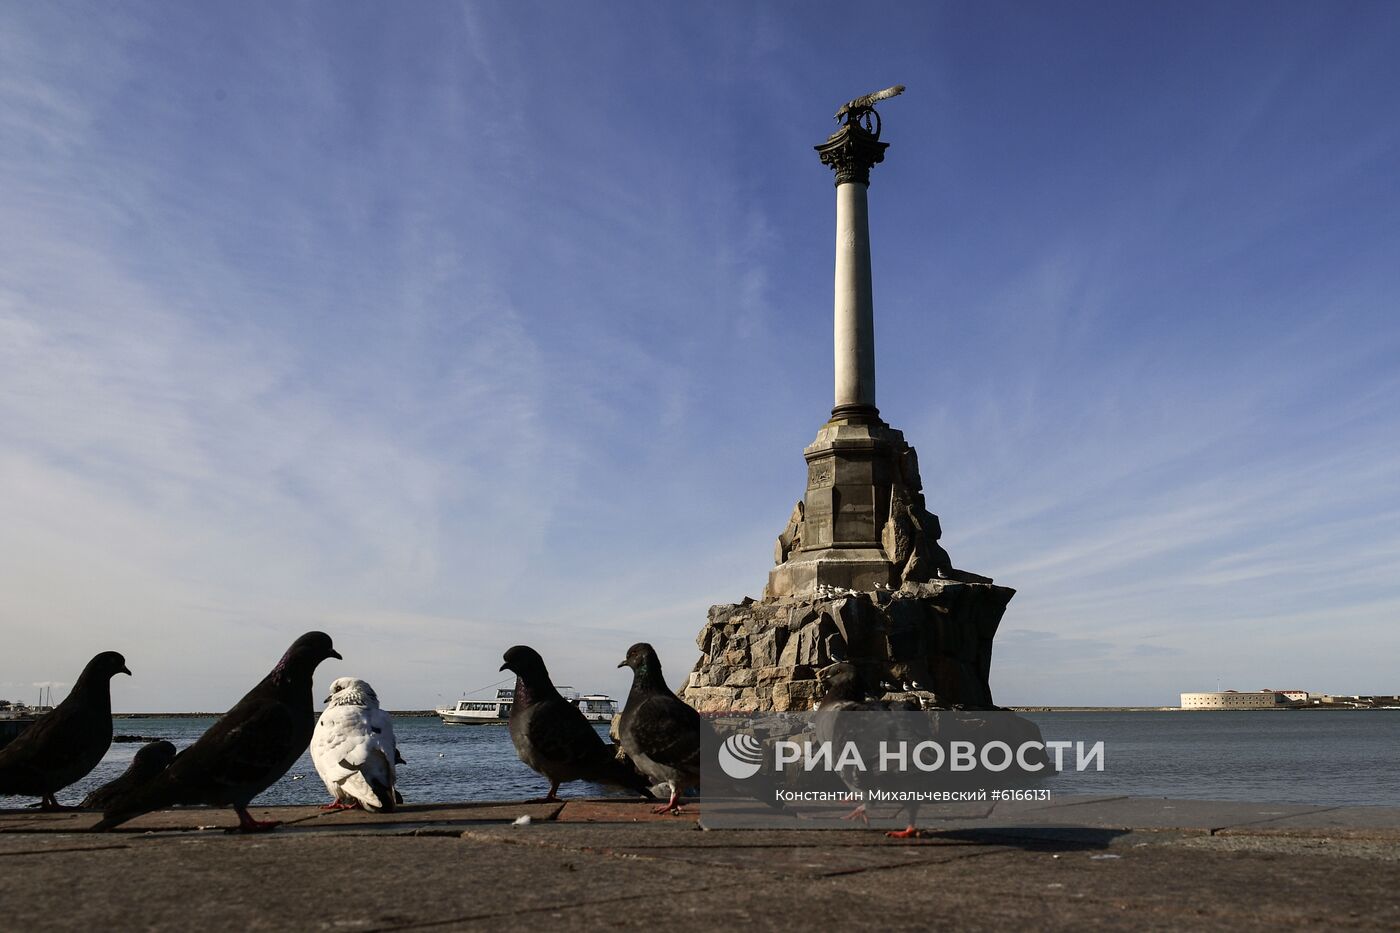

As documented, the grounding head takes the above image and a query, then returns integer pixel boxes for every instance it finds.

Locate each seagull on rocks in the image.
[94,632,341,833]
[311,677,403,812]
[501,646,653,801]
[617,643,704,815]
[0,651,130,810]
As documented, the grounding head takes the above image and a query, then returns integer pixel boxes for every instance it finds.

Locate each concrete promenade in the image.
[3,795,1398,931]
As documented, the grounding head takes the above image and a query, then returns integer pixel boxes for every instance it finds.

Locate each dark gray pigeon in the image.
[93,632,340,832]
[0,651,130,810]
[814,662,880,826]
[815,661,934,838]
[80,740,177,810]
[617,643,703,814]
[501,646,653,801]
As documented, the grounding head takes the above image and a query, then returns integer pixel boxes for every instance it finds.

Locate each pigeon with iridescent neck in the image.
[93,632,340,832]
[616,643,703,815]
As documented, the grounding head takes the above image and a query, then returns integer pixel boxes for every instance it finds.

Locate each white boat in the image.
[437,689,516,724]
[575,694,620,723]
[436,687,618,725]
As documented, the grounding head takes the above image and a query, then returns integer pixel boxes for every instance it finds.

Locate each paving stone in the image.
[976,796,1339,834]
[556,798,700,823]
[1,797,1398,930]
[1214,805,1400,840]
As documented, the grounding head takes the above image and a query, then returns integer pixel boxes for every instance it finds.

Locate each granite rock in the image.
[681,580,1012,713]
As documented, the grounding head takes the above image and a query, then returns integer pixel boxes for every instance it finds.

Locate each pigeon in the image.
[813,662,875,823]
[79,740,177,811]
[617,643,704,815]
[0,651,130,810]
[815,662,934,838]
[500,646,652,802]
[93,632,340,832]
[310,677,404,812]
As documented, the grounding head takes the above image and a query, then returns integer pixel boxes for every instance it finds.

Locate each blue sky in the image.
[2,1,1397,710]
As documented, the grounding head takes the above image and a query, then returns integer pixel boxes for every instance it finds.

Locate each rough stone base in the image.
[681,580,1013,713]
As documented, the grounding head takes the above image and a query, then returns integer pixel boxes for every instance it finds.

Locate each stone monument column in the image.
[820,123,886,422]
[763,106,904,599]
[683,88,1015,715]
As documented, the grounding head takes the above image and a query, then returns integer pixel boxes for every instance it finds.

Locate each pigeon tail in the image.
[364,771,395,813]
[587,751,657,799]
[336,752,395,812]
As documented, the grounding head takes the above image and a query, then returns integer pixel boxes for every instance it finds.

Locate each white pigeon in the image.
[310,677,403,812]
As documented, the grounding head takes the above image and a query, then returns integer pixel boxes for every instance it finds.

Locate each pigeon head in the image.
[288,631,342,663]
[499,646,561,702]
[79,651,132,685]
[132,740,178,772]
[269,632,342,686]
[499,645,548,677]
[324,676,379,707]
[617,643,665,684]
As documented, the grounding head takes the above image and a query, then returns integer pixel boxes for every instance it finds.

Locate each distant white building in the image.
[1274,690,1309,702]
[1180,690,1285,710]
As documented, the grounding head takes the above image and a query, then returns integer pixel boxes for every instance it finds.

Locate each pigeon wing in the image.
[311,705,374,788]
[527,698,607,769]
[368,706,400,775]
[0,698,110,794]
[168,699,301,799]
[628,694,702,776]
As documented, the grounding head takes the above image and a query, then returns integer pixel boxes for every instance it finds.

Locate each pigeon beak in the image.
[330,649,343,660]
[323,694,332,703]
[121,665,132,676]
[498,662,509,672]
[616,659,627,669]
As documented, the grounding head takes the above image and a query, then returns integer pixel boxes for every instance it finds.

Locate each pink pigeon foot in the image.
[651,788,685,815]
[231,806,282,833]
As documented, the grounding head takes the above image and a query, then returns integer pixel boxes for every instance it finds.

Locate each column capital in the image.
[815,122,889,186]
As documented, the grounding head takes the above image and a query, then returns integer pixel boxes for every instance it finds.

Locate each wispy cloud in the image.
[2,3,1398,711]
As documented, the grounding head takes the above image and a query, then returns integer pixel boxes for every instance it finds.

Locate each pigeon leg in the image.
[39,795,74,812]
[841,803,869,826]
[231,806,282,833]
[650,787,683,815]
[529,780,562,803]
[319,800,359,811]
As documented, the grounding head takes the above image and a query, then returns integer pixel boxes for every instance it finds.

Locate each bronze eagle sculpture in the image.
[834,84,905,123]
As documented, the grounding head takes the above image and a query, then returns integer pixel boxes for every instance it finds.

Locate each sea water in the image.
[7,711,1400,810]
[1029,710,1400,807]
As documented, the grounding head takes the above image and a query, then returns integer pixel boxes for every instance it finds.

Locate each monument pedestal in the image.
[766,413,957,600]
[682,580,1013,713]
